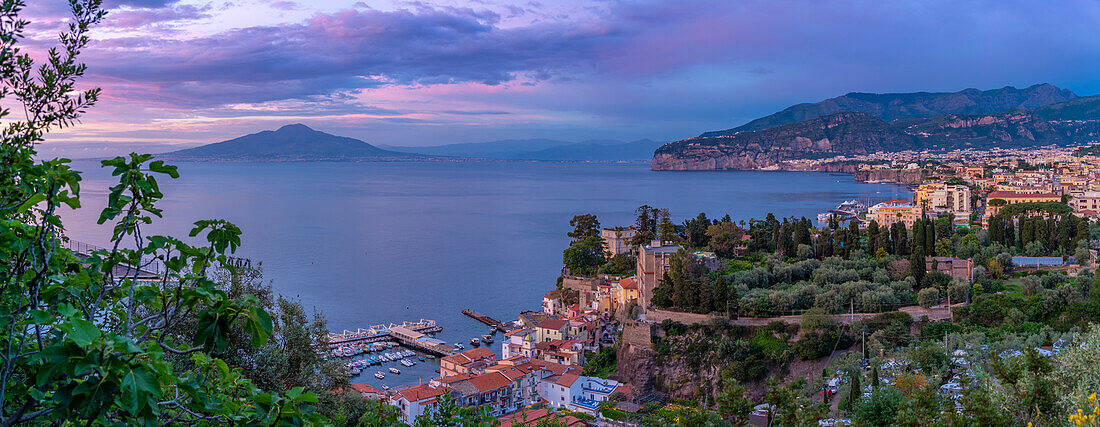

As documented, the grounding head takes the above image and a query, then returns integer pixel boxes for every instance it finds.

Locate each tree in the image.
[853,388,902,427]
[683,212,712,248]
[568,213,600,240]
[657,208,679,243]
[845,370,861,413]
[413,394,495,427]
[631,205,658,245]
[562,235,605,276]
[0,2,322,424]
[909,245,926,283]
[707,221,746,258]
[716,379,752,426]
[712,274,728,314]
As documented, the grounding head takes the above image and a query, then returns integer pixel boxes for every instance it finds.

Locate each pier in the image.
[327,319,443,348]
[462,309,506,330]
[390,326,454,356]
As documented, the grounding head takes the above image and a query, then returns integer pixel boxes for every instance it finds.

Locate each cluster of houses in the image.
[853,161,1100,231]
[382,349,628,424]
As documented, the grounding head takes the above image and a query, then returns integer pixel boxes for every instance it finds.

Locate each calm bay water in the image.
[59,160,910,387]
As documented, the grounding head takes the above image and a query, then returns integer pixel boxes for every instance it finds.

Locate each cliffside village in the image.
[352,145,1100,425]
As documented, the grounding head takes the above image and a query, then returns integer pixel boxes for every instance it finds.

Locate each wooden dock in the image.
[326,319,443,347]
[462,309,506,330]
[389,326,454,356]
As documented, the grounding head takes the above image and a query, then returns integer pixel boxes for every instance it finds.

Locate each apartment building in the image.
[867,200,923,228]
[984,190,1061,217]
[916,183,972,215]
[600,226,636,256]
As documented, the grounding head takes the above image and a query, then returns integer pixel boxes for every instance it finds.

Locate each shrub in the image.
[918,288,941,308]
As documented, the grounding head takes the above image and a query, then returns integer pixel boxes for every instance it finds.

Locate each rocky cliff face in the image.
[653,112,916,171]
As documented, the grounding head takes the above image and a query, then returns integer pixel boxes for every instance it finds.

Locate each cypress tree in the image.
[712,274,727,314]
[925,222,936,254]
[910,245,926,284]
[1005,219,1016,249]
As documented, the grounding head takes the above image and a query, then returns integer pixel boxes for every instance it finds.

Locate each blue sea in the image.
[59,160,910,388]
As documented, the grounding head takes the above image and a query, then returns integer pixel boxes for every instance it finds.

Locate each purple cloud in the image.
[30,0,1100,147]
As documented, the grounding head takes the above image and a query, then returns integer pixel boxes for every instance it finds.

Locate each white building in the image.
[389,383,448,425]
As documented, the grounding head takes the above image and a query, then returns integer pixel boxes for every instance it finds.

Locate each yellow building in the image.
[915,183,972,215]
[868,200,923,228]
[984,191,1061,218]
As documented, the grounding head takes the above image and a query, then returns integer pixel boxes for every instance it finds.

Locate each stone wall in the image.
[645,308,721,325]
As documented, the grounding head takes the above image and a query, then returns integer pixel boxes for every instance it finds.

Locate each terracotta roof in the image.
[618,277,637,290]
[349,383,383,396]
[468,372,514,392]
[498,407,586,427]
[537,318,568,330]
[489,365,529,381]
[442,347,496,365]
[397,384,447,402]
[987,191,1060,199]
[555,373,580,387]
[439,373,474,384]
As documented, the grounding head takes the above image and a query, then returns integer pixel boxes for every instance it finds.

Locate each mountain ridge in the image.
[700,83,1077,137]
[654,88,1100,171]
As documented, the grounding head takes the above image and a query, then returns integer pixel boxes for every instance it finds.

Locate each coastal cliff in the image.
[653,90,1100,171]
[652,112,915,171]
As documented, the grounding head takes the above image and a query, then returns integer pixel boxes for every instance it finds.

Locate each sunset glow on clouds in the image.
[22,0,1100,155]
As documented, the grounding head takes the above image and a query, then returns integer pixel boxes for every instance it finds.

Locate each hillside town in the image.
[334,144,1100,425]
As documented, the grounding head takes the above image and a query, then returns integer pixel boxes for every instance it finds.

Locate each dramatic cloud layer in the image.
[21,0,1100,153]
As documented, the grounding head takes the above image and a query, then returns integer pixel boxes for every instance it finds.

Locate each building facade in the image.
[868,200,923,228]
[600,227,636,256]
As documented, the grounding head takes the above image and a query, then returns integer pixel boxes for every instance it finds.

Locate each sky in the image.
[21,0,1100,156]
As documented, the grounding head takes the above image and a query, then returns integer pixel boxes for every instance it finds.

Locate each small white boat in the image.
[401,359,415,367]
[389,367,401,374]
[481,334,493,343]
[470,338,481,346]
[374,372,385,379]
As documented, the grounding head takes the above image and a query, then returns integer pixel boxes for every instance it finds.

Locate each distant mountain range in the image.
[653,85,1100,171]
[380,138,663,161]
[159,124,425,161]
[158,124,661,162]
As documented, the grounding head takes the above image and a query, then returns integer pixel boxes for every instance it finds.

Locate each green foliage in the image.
[0,4,332,423]
[853,388,903,427]
[562,234,605,276]
[791,326,853,360]
[567,213,600,240]
[600,253,636,276]
[582,346,617,377]
[706,221,745,258]
[412,394,496,427]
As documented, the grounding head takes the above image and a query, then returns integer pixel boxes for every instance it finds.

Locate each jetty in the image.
[389,326,454,356]
[462,309,506,330]
[327,319,444,348]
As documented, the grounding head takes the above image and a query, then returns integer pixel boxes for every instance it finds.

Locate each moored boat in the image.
[389,367,401,374]
[374,371,385,379]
